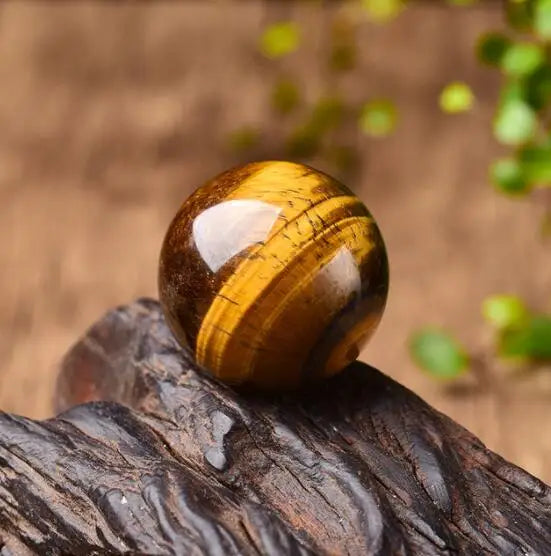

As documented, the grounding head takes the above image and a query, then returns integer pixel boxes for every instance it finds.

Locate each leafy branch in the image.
[230,0,551,384]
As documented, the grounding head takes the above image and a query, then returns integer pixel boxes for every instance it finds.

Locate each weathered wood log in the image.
[0,299,549,555]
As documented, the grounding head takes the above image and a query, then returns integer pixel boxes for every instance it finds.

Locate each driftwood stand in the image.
[0,299,549,554]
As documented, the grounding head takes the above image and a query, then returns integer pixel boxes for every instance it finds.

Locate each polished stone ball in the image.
[159,161,389,390]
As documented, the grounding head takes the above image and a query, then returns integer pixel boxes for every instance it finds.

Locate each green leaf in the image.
[482,294,530,329]
[499,80,528,105]
[493,99,537,145]
[518,142,551,184]
[439,82,475,113]
[501,42,545,77]
[447,0,478,5]
[310,96,345,134]
[525,65,551,110]
[329,17,357,72]
[359,99,398,137]
[227,127,260,152]
[271,79,300,115]
[328,145,359,174]
[499,315,551,360]
[535,0,551,39]
[506,0,534,32]
[330,43,357,72]
[476,32,511,67]
[490,157,530,194]
[410,329,469,380]
[360,0,405,22]
[286,96,344,158]
[260,22,300,59]
[286,125,321,158]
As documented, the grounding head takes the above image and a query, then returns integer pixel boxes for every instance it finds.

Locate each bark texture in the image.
[0,298,549,555]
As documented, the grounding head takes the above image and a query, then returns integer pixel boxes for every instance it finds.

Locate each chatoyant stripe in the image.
[222,161,350,236]
[233,218,376,384]
[195,192,375,383]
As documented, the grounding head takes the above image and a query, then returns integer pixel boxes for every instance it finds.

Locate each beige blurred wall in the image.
[1,2,550,481]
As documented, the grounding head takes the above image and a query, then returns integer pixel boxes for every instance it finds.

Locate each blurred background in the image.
[1,1,550,481]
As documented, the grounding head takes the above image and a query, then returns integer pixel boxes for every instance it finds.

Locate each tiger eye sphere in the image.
[159,161,388,390]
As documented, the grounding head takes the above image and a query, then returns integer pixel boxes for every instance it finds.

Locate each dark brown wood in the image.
[0,298,549,555]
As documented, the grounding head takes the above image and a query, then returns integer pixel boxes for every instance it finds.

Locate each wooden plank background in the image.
[0,2,550,482]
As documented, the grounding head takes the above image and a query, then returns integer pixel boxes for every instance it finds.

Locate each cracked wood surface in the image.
[0,298,550,554]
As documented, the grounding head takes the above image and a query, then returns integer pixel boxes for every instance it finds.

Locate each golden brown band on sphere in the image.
[159,160,389,390]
